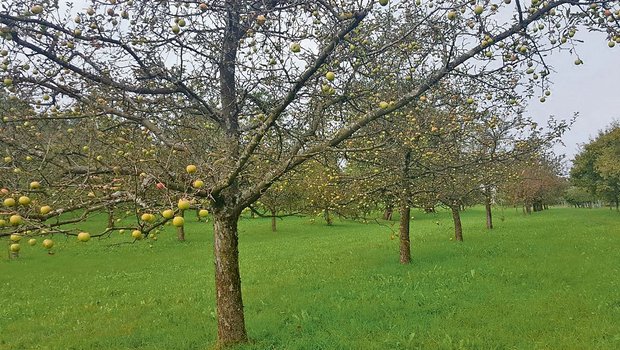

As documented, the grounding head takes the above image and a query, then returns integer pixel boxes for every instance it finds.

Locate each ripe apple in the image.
[0,188,9,195]
[31,5,44,14]
[198,209,209,217]
[256,15,266,25]
[10,234,21,242]
[40,205,52,215]
[178,199,191,210]
[199,3,208,11]
[193,180,204,189]
[161,209,175,219]
[77,231,91,242]
[186,164,197,174]
[325,71,335,81]
[131,230,144,240]
[141,213,155,222]
[156,182,166,190]
[42,238,54,249]
[172,216,185,227]
[28,238,37,246]
[30,181,41,189]
[9,215,23,226]
[3,197,16,207]
[10,243,20,252]
[18,196,31,205]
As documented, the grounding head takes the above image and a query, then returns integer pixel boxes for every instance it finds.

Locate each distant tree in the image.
[571,124,620,210]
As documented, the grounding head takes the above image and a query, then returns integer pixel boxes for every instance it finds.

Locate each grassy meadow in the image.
[1,206,620,349]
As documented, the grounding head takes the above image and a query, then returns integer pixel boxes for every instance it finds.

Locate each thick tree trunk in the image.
[271,209,277,232]
[213,209,247,346]
[484,188,493,230]
[451,206,463,242]
[399,204,411,264]
[177,209,185,241]
[525,203,532,215]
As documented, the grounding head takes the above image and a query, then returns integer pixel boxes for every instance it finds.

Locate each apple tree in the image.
[2,0,619,346]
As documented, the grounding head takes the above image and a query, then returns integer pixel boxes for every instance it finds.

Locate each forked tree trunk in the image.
[213,209,247,346]
[177,209,185,241]
[399,204,411,264]
[271,209,277,232]
[484,188,493,229]
[451,206,463,241]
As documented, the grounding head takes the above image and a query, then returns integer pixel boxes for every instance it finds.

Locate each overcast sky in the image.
[526,31,619,163]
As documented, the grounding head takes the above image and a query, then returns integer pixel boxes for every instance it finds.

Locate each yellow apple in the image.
[3,198,16,207]
[186,164,197,173]
[40,205,52,215]
[193,180,204,188]
[178,199,191,210]
[161,209,174,219]
[10,234,21,242]
[131,230,144,240]
[9,215,23,226]
[77,231,91,242]
[10,243,20,252]
[198,209,209,217]
[42,239,54,249]
[172,216,185,227]
[18,196,31,205]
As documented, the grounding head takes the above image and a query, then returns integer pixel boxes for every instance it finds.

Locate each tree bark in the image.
[213,209,247,346]
[324,208,332,226]
[484,187,493,229]
[271,209,277,232]
[107,207,114,228]
[451,206,463,242]
[383,205,393,220]
[399,204,411,264]
[177,209,185,241]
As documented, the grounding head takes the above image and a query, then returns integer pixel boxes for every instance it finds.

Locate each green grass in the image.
[1,207,620,349]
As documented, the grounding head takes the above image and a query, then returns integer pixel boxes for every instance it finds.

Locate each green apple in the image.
[77,232,91,242]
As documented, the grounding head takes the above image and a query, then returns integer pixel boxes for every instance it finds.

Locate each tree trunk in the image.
[324,208,333,226]
[177,209,185,241]
[271,209,277,232]
[107,207,114,228]
[484,187,493,229]
[383,205,393,220]
[213,209,247,346]
[399,204,411,264]
[525,203,532,215]
[451,206,463,242]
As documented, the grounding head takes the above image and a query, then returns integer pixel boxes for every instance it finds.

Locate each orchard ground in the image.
[1,207,619,349]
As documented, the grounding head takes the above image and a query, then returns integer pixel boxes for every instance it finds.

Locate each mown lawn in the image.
[1,206,619,349]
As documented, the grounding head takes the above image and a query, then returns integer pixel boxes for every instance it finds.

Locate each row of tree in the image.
[1,0,618,347]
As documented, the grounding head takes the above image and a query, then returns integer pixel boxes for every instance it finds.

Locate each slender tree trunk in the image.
[271,209,277,232]
[484,187,493,230]
[212,209,247,346]
[177,209,185,241]
[107,207,114,228]
[383,205,393,220]
[399,204,411,264]
[324,208,333,226]
[451,206,463,241]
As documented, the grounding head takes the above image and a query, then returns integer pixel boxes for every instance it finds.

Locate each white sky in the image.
[526,31,619,163]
